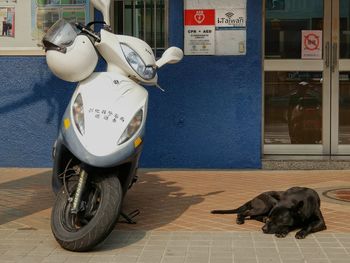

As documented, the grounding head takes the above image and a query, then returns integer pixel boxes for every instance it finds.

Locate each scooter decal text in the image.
[88,108,125,123]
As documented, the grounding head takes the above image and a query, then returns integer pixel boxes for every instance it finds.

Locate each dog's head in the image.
[262,200,304,234]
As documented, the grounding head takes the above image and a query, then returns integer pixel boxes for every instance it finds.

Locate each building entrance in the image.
[264,0,350,155]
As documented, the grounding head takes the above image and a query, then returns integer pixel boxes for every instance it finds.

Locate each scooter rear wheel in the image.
[51,174,122,251]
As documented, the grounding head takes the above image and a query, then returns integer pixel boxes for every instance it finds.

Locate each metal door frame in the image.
[331,0,350,155]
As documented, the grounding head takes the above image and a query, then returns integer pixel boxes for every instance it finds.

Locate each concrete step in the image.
[262,155,350,170]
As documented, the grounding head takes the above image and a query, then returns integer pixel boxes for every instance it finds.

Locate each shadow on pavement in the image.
[0,171,53,225]
[95,170,223,251]
[116,170,223,230]
[0,169,222,251]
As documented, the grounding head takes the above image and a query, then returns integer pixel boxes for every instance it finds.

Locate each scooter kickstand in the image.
[120,209,140,224]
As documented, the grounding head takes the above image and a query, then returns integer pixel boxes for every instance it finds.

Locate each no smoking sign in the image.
[304,33,320,51]
[302,30,322,59]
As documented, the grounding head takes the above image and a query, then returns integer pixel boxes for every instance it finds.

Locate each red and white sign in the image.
[183,1,247,56]
[184,9,215,26]
[302,30,322,59]
[184,9,215,55]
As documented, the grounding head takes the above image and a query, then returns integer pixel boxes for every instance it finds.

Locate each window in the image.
[265,0,323,59]
[112,0,168,57]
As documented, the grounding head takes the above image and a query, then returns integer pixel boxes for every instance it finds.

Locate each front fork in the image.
[70,168,88,214]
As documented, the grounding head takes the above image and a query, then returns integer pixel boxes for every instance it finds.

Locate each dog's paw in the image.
[275,232,288,238]
[295,230,307,239]
[236,218,245,225]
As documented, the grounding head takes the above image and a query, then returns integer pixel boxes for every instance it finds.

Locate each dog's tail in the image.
[211,208,239,214]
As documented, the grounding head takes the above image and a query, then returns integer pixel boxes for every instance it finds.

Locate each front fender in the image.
[52,134,143,194]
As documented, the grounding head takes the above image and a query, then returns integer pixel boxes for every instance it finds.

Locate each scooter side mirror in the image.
[91,0,111,26]
[156,47,184,68]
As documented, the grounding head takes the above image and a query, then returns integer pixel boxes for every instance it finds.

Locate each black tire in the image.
[51,174,122,252]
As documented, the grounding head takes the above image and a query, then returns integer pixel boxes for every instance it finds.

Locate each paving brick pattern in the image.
[2,168,350,262]
[1,229,350,263]
[121,170,350,232]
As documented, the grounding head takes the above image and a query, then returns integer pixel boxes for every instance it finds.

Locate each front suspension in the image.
[70,169,88,214]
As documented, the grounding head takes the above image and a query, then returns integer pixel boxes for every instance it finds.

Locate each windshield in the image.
[42,19,80,51]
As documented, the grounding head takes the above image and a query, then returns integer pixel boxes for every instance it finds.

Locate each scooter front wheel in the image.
[51,174,122,251]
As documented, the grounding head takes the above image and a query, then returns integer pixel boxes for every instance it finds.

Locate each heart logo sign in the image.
[194,11,205,24]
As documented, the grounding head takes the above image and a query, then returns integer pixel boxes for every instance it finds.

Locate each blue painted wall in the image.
[0,0,262,168]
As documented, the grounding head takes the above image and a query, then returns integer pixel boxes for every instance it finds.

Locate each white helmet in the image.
[43,19,98,82]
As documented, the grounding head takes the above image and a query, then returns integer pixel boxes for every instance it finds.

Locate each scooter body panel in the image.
[58,72,148,168]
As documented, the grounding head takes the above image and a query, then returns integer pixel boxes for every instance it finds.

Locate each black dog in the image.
[262,187,327,239]
[211,191,284,225]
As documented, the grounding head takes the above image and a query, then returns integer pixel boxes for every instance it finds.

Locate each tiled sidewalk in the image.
[1,168,350,262]
[1,229,350,263]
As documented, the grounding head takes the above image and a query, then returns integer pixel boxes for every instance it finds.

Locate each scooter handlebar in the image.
[75,23,101,42]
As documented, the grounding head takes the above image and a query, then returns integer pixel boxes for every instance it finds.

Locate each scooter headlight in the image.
[118,109,143,145]
[72,93,85,135]
[121,43,156,80]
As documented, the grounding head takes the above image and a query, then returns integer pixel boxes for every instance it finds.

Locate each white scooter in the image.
[42,0,183,252]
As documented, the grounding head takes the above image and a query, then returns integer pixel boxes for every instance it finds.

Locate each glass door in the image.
[264,0,331,155]
[264,0,350,156]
